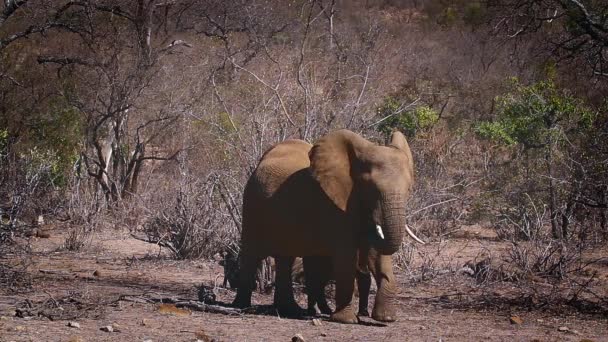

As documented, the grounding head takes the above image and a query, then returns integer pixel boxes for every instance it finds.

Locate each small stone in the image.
[510,316,523,325]
[14,325,25,331]
[67,337,84,342]
[320,333,327,337]
[93,270,101,277]
[111,323,121,332]
[141,319,150,326]
[100,325,114,332]
[194,329,212,341]
[36,230,51,238]
[143,340,153,342]
[292,333,306,342]
[67,321,81,329]
[311,318,322,326]
[558,326,569,332]
[0,316,9,320]
[579,339,595,342]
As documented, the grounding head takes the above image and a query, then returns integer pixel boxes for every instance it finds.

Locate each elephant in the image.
[232,129,423,324]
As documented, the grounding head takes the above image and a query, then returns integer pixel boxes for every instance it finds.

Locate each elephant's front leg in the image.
[356,269,372,316]
[273,256,303,317]
[368,249,398,322]
[330,248,358,324]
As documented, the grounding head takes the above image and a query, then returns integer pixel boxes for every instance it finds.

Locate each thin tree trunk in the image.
[546,147,561,239]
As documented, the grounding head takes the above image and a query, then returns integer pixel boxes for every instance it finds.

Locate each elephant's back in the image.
[241,139,333,256]
[252,139,313,195]
[260,139,312,167]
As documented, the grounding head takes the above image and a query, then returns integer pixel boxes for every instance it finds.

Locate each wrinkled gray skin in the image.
[233,129,415,324]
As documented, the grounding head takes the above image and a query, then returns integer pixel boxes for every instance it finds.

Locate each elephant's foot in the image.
[232,290,252,308]
[275,301,304,318]
[317,301,332,315]
[358,307,370,317]
[330,305,358,324]
[371,301,396,322]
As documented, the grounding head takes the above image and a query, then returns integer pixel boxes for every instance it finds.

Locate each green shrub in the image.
[376,97,439,137]
[475,78,596,148]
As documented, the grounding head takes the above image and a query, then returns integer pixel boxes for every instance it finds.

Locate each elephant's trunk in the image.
[376,194,406,255]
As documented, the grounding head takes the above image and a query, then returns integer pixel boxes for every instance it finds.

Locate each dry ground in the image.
[1,226,607,342]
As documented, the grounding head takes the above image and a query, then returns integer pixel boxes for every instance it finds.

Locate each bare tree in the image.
[488,0,608,77]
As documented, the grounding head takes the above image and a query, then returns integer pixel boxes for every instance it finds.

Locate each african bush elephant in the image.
[232,129,422,324]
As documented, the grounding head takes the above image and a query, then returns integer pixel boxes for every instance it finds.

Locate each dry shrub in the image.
[0,262,33,293]
[63,225,92,251]
[60,176,104,251]
[507,240,585,281]
[143,172,239,260]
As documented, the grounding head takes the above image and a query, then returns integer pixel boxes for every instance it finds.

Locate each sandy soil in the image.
[0,226,606,342]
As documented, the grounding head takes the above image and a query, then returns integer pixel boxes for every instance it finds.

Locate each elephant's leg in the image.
[356,270,371,316]
[274,256,302,317]
[232,254,262,308]
[368,249,398,322]
[355,247,371,317]
[330,249,358,324]
[303,256,332,316]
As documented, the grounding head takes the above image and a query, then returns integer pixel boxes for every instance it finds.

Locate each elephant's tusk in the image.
[405,224,425,244]
[375,224,385,240]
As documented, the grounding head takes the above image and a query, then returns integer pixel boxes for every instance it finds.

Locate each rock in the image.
[320,333,327,337]
[67,321,81,329]
[197,285,217,304]
[311,318,322,326]
[0,316,9,320]
[292,333,306,342]
[14,325,25,331]
[194,329,213,342]
[509,316,523,325]
[111,323,122,332]
[100,325,114,332]
[93,270,101,277]
[36,230,51,238]
[141,319,150,326]
[143,340,153,342]
[558,326,569,332]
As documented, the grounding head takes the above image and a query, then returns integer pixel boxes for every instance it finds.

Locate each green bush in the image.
[475,78,596,148]
[27,97,83,187]
[376,97,439,137]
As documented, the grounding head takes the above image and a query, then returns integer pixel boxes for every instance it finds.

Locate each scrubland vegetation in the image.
[1,1,607,338]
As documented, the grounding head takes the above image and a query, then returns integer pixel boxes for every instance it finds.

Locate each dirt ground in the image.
[1,226,607,342]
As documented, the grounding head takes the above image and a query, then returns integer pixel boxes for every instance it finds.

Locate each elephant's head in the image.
[309,129,422,254]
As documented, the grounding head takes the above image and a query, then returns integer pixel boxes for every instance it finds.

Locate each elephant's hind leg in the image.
[274,256,303,317]
[303,256,332,316]
[233,254,263,308]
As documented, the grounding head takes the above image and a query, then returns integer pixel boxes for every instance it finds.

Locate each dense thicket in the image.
[0,0,606,258]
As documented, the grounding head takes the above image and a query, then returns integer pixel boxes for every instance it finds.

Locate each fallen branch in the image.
[120,295,243,316]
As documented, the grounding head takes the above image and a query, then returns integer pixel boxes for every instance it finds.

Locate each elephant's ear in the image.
[388,130,414,172]
[309,130,371,211]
